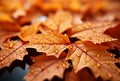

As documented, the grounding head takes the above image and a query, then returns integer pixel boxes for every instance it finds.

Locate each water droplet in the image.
[0,57,3,60]
[42,44,45,47]
[62,63,66,68]
[76,53,80,57]
[92,29,96,32]
[104,38,108,42]
[110,54,113,57]
[3,44,7,47]
[8,43,14,48]
[69,45,73,49]
[30,70,34,73]
[64,34,67,36]
[55,50,58,53]
[96,63,101,68]
[113,58,116,61]
[56,64,59,68]
[97,55,100,58]
[83,49,87,52]
[105,61,109,64]
[1,61,4,64]
[3,43,14,48]
[108,73,112,78]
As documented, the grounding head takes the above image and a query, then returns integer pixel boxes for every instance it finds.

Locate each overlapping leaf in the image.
[24,54,69,81]
[67,22,118,44]
[0,40,27,69]
[25,27,70,57]
[41,10,73,33]
[0,1,120,81]
[66,41,120,81]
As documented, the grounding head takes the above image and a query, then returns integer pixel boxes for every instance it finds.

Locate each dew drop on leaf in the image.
[42,44,45,47]
[62,63,66,68]
[107,73,112,78]
[1,61,4,65]
[92,28,96,32]
[83,49,87,52]
[97,55,100,58]
[8,43,14,48]
[76,53,80,57]
[55,50,58,53]
[96,63,101,68]
[56,64,59,68]
[0,57,3,61]
[105,61,109,64]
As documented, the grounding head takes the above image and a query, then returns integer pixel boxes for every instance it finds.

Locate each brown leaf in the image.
[24,54,69,81]
[18,23,40,41]
[41,10,84,34]
[67,22,118,44]
[42,10,73,33]
[66,41,120,81]
[24,27,70,57]
[0,41,27,69]
[0,1,120,81]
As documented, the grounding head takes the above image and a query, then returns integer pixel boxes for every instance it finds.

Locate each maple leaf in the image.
[24,54,69,81]
[67,22,118,44]
[66,41,120,81]
[22,22,120,81]
[0,1,120,81]
[24,27,70,58]
[0,40,27,69]
[18,23,40,41]
[40,10,83,34]
[41,10,73,33]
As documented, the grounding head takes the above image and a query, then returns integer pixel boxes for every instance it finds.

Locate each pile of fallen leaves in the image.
[0,0,120,81]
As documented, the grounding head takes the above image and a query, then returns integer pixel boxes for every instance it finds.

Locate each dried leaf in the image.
[0,0,120,81]
[24,54,69,81]
[25,28,70,57]
[67,22,118,44]
[42,10,73,33]
[18,24,39,41]
[66,41,120,81]
[0,41,27,69]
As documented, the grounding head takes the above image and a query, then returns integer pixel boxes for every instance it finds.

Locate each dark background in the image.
[0,64,29,81]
